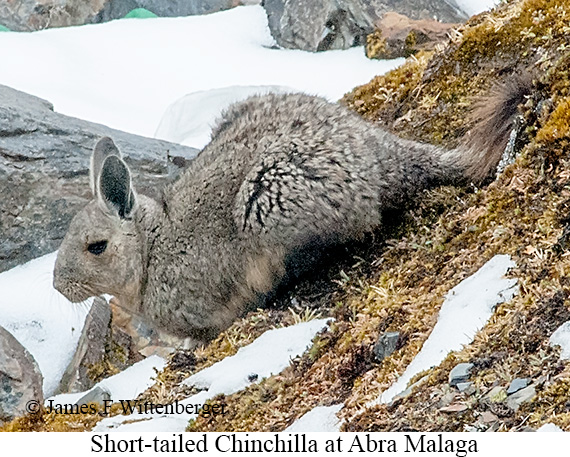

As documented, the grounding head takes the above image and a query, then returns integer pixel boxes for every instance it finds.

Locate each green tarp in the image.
[123,8,158,19]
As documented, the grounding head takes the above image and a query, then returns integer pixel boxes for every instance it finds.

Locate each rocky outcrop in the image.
[57,296,185,395]
[57,297,143,394]
[0,0,250,32]
[96,0,241,23]
[0,0,106,31]
[366,12,459,59]
[263,0,466,52]
[0,326,43,424]
[0,84,198,273]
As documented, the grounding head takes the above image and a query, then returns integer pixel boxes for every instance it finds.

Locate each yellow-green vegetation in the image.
[5,0,570,433]
[187,0,570,432]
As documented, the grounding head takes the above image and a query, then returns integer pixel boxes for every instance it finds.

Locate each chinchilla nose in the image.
[53,250,69,293]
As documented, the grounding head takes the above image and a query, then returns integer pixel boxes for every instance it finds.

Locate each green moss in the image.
[365,30,387,60]
[536,97,570,143]
[9,0,570,434]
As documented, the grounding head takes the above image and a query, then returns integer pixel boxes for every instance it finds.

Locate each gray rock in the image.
[485,385,507,403]
[75,386,111,407]
[95,0,238,23]
[0,0,242,31]
[449,362,474,387]
[0,0,106,31]
[366,12,459,59]
[506,385,536,411]
[0,325,43,423]
[263,0,467,52]
[108,297,188,357]
[56,297,143,395]
[0,84,198,273]
[56,297,112,394]
[373,331,400,362]
[456,381,474,394]
[507,378,529,395]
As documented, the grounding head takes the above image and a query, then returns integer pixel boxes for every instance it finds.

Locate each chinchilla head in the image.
[54,137,146,311]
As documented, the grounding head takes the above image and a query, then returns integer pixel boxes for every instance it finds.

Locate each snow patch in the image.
[537,423,564,432]
[0,5,402,138]
[48,355,166,406]
[0,251,90,397]
[284,404,343,432]
[155,85,297,149]
[377,254,518,404]
[451,0,499,16]
[94,319,331,431]
[549,321,570,360]
[184,318,331,395]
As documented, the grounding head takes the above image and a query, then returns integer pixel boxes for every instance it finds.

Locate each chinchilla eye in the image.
[87,240,108,255]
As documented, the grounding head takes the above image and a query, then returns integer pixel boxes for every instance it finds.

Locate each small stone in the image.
[439,391,457,408]
[507,378,529,395]
[481,411,498,424]
[449,363,474,387]
[486,386,507,403]
[456,382,474,394]
[373,331,400,362]
[247,373,259,382]
[0,325,43,424]
[75,386,111,408]
[440,403,468,413]
[139,345,175,359]
[506,385,536,411]
[486,422,501,432]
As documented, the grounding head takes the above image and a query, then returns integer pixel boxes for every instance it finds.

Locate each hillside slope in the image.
[185,0,570,432]
[5,0,570,432]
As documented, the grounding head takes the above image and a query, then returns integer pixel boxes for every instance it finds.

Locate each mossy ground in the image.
[4,0,570,432]
[188,0,570,432]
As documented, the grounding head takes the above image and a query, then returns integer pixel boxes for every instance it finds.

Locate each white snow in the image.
[549,321,570,360]
[0,4,400,406]
[377,254,518,404]
[183,318,330,395]
[453,0,499,16]
[284,404,343,432]
[0,252,90,397]
[48,355,166,406]
[155,85,296,149]
[93,319,331,431]
[0,0,504,431]
[0,5,402,139]
[537,423,564,432]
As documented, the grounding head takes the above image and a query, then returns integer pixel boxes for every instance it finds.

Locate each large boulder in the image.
[0,0,107,31]
[0,85,198,273]
[0,0,251,31]
[262,0,467,52]
[96,0,241,23]
[0,325,43,424]
[56,297,147,394]
[366,12,459,59]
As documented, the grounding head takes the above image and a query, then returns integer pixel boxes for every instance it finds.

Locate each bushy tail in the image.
[452,73,533,183]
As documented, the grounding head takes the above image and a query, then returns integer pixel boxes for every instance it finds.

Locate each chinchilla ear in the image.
[97,155,137,219]
[90,137,121,195]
